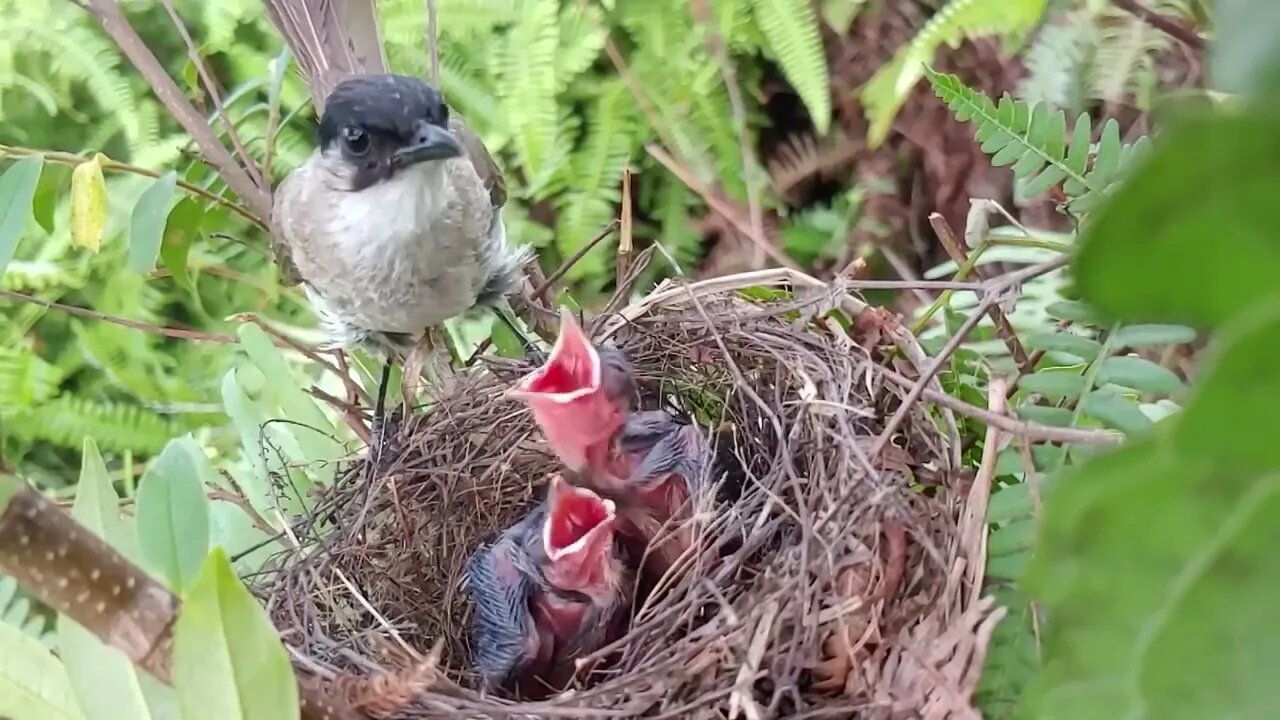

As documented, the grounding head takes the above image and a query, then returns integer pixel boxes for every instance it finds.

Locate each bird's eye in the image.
[342,126,370,156]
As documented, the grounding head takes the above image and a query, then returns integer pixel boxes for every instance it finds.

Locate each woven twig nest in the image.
[258,269,999,719]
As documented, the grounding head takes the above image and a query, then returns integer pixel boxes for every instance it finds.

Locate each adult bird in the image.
[260,0,540,443]
[463,475,630,696]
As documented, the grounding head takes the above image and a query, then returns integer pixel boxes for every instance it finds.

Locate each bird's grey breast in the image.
[276,153,498,337]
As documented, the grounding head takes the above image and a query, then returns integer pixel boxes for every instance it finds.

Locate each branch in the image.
[0,145,267,231]
[80,0,273,224]
[158,0,265,190]
[1113,0,1205,50]
[0,478,358,720]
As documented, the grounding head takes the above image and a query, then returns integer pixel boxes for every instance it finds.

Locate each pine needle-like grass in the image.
[256,269,999,718]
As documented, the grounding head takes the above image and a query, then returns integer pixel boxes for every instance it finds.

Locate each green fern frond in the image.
[1016,10,1093,112]
[554,81,639,280]
[0,576,54,648]
[0,261,81,292]
[13,395,174,455]
[861,0,1048,148]
[1086,3,1172,109]
[496,0,565,196]
[554,4,607,90]
[0,347,64,412]
[924,68,1152,215]
[747,0,831,134]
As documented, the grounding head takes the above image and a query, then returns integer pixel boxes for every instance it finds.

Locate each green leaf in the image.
[1018,370,1087,399]
[1076,110,1280,328]
[1024,438,1280,719]
[0,155,45,277]
[173,548,300,720]
[159,198,204,291]
[0,622,83,720]
[1025,304,1280,718]
[1023,330,1101,361]
[69,154,108,253]
[1081,389,1155,435]
[60,438,153,720]
[1111,324,1198,347]
[235,324,342,484]
[989,517,1035,557]
[135,437,211,591]
[127,172,178,274]
[1174,301,1280,472]
[1098,356,1185,396]
[1045,299,1100,324]
[750,0,832,134]
[1210,0,1280,97]
[1015,404,1075,427]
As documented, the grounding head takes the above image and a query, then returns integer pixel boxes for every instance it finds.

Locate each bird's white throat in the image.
[326,161,450,257]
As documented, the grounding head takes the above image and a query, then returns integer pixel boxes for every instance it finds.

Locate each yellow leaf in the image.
[70,153,108,253]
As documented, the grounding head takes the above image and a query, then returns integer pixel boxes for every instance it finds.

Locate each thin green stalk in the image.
[0,145,268,231]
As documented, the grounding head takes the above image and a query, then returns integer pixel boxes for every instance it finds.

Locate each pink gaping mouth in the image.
[543,476,615,561]
[509,308,600,403]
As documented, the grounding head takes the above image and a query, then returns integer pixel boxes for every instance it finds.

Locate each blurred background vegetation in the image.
[0,0,1200,507]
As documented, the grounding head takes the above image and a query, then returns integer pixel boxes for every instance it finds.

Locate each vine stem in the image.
[0,145,268,231]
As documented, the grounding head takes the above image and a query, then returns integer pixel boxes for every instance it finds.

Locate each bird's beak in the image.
[392,121,463,168]
[542,475,616,576]
[508,307,624,472]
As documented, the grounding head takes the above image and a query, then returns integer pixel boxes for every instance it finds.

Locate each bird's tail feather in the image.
[260,0,388,112]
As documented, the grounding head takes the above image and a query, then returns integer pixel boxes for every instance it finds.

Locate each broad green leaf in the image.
[989,517,1035,557]
[1174,301,1280,472]
[0,155,45,277]
[1014,404,1075,427]
[1023,330,1102,361]
[1111,324,1198,347]
[159,198,203,290]
[60,439,152,720]
[0,622,83,720]
[127,172,178,274]
[173,548,300,720]
[1018,370,1087,399]
[1025,437,1280,719]
[1076,110,1280,328]
[135,437,211,591]
[235,323,341,483]
[1044,299,1100,324]
[69,154,108,253]
[1081,389,1155,435]
[1098,356,1185,396]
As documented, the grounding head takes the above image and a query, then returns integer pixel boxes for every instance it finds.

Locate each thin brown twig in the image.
[647,144,800,271]
[81,0,272,222]
[426,0,441,86]
[929,213,1032,373]
[158,0,264,189]
[1113,0,1205,50]
[2,288,239,344]
[617,169,635,284]
[694,0,767,270]
[0,145,267,230]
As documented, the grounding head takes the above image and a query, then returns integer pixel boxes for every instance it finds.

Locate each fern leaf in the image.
[748,0,832,134]
[861,0,1048,147]
[12,395,174,455]
[924,68,1145,215]
[1016,10,1093,111]
[496,0,565,196]
[554,3,607,91]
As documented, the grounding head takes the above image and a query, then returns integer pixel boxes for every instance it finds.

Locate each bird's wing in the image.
[268,168,305,286]
[627,417,712,491]
[463,536,538,688]
[259,0,388,113]
[449,113,507,210]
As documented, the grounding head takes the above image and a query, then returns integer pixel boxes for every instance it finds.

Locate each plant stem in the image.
[0,145,268,230]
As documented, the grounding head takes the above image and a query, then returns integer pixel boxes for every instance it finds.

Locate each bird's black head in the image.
[317,74,463,191]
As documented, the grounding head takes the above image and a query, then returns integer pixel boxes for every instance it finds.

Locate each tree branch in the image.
[0,478,358,720]
[1113,0,1205,50]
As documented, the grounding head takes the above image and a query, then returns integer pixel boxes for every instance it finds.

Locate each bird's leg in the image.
[493,301,546,365]
[371,359,393,455]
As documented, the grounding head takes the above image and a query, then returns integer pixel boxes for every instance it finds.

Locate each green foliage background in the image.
[6,1,1266,719]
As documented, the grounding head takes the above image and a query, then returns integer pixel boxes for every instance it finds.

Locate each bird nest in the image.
[256,269,1001,719]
